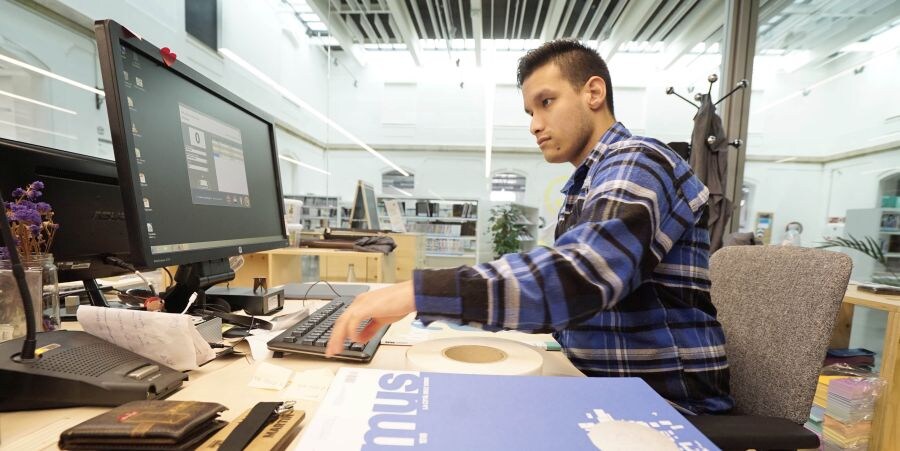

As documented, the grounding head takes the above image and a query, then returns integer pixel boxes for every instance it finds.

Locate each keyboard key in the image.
[314,337,328,347]
[283,336,296,343]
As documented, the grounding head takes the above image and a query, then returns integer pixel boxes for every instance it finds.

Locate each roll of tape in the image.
[406,337,544,375]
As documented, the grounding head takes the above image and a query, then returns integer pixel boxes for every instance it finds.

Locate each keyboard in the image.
[267,296,387,362]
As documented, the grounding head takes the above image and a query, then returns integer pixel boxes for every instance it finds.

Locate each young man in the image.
[327,40,733,414]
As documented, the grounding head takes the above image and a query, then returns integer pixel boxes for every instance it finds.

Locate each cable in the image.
[300,280,343,300]
[180,292,198,314]
[162,267,174,290]
[103,255,157,295]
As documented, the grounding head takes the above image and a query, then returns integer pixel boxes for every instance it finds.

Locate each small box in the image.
[205,286,285,315]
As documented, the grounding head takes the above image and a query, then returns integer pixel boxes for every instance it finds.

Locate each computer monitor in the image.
[95,19,288,311]
[349,180,381,230]
[0,137,136,305]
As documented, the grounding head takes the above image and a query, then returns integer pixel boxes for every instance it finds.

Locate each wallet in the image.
[58,400,228,450]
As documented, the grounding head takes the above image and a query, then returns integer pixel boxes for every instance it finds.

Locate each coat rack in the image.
[666,74,749,148]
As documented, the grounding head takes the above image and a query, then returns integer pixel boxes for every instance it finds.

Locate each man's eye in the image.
[542,98,553,107]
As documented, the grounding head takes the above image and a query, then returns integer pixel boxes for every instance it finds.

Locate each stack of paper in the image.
[814,375,850,409]
[822,378,881,450]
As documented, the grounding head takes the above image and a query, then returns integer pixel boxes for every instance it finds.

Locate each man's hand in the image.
[325,280,416,357]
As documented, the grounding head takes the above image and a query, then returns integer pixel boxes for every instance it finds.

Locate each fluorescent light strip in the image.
[0,89,77,115]
[278,154,331,175]
[219,48,408,177]
[774,157,797,163]
[0,118,78,140]
[0,54,105,96]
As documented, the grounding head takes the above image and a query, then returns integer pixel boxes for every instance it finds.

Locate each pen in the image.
[524,341,562,351]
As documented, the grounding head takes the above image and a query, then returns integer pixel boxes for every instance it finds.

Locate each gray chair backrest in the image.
[710,245,852,424]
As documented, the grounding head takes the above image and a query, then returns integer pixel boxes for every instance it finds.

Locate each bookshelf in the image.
[285,194,341,230]
[378,197,480,267]
[844,208,900,284]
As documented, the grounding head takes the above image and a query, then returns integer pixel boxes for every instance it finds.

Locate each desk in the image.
[831,286,900,451]
[233,247,397,286]
[0,289,583,450]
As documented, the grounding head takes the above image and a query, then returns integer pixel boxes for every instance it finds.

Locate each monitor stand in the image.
[163,258,234,313]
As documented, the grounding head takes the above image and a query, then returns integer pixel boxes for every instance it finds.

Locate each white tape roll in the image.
[406,337,544,375]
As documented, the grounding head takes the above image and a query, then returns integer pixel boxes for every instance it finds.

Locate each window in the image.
[382,169,414,196]
[490,171,526,202]
[185,0,218,50]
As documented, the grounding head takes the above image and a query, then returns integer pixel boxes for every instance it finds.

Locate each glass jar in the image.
[0,253,59,341]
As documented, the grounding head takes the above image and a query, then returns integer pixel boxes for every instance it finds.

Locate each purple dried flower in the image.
[27,190,42,200]
[0,247,8,260]
[11,188,25,197]
[30,181,44,190]
[35,202,51,214]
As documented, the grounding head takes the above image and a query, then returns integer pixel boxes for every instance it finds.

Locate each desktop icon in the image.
[132,123,139,134]
[135,77,143,88]
[146,223,154,233]
[127,97,134,108]
[139,173,146,184]
[135,148,142,159]
[143,198,150,209]
[123,70,129,80]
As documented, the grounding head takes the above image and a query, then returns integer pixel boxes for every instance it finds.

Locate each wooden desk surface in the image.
[266,247,382,256]
[0,289,582,450]
[843,285,900,312]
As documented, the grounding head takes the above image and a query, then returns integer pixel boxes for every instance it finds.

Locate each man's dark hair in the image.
[516,39,615,116]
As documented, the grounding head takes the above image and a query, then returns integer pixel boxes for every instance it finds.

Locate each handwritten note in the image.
[76,306,215,371]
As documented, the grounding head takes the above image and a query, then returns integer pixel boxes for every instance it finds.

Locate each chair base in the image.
[687,414,820,451]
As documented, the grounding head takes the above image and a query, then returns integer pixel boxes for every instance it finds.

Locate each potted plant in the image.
[818,235,899,287]
[488,205,526,259]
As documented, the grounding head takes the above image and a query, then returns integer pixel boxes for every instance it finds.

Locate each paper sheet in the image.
[249,361,294,390]
[77,306,215,371]
[282,368,335,401]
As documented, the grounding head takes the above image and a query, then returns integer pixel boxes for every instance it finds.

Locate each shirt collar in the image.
[559,122,632,194]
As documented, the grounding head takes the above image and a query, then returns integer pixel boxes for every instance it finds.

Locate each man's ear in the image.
[584,76,607,112]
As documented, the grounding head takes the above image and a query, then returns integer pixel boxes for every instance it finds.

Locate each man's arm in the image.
[326,146,706,356]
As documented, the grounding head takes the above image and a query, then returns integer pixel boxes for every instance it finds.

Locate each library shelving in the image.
[284,194,341,230]
[378,197,480,268]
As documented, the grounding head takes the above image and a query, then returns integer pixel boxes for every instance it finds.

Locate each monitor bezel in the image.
[95,19,288,268]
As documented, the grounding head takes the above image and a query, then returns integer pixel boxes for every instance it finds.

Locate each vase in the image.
[0,253,60,342]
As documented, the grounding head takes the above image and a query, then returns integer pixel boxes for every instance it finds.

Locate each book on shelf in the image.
[296,367,718,451]
[415,201,430,217]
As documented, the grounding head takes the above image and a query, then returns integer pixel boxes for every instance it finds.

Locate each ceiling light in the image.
[278,154,331,175]
[0,89,77,115]
[220,48,409,176]
[0,54,105,96]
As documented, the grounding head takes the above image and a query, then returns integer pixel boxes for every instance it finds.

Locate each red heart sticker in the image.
[160,47,177,67]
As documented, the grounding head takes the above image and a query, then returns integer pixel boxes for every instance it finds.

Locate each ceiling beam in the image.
[601,0,661,61]
[540,0,566,41]
[386,0,424,65]
[582,0,611,41]
[473,0,483,66]
[658,0,725,69]
[347,0,383,44]
[554,0,577,38]
[308,0,368,66]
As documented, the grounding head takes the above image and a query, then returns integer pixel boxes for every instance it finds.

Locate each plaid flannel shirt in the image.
[414,122,733,414]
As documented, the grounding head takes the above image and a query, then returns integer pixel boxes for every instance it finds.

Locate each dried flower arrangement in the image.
[1,181,59,261]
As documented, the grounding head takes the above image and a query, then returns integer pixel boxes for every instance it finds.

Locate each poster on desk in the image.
[295,368,718,451]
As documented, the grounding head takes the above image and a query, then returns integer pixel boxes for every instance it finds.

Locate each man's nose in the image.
[530,115,543,136]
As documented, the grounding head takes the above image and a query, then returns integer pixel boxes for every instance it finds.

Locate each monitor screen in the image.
[0,138,134,282]
[95,20,288,268]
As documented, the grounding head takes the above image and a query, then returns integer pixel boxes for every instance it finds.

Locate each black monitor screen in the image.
[0,139,133,282]
[96,20,288,268]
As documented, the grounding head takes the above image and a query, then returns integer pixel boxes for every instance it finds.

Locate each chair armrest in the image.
[687,414,820,451]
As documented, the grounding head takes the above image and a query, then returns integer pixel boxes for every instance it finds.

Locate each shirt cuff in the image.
[413,267,490,326]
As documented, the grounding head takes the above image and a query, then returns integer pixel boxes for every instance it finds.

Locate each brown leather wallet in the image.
[58,400,228,450]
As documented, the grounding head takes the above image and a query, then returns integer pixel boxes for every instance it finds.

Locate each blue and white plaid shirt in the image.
[414,122,733,414]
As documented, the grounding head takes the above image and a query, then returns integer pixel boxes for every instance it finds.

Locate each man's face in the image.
[522,63,595,165]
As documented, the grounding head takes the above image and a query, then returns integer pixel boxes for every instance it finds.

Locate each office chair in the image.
[687,245,852,451]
